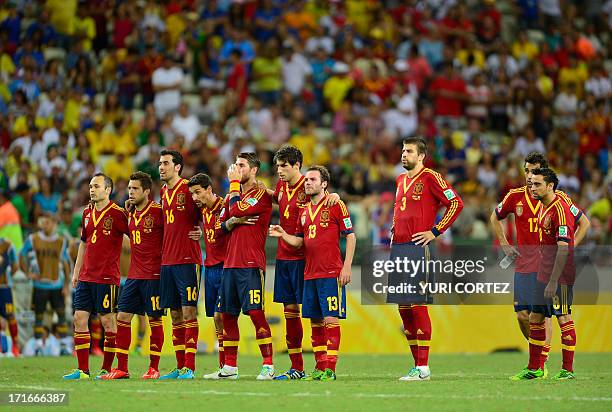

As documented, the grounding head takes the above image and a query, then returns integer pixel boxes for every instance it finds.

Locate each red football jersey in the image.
[274,176,308,260]
[536,195,578,285]
[128,200,163,279]
[80,202,129,285]
[222,187,272,269]
[160,179,203,266]
[296,196,353,280]
[201,196,228,267]
[495,187,582,273]
[392,167,463,244]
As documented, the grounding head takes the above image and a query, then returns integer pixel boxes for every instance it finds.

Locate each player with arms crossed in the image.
[0,236,19,357]
[100,172,165,380]
[491,152,589,375]
[20,213,72,355]
[388,137,463,381]
[63,173,129,380]
[270,166,356,381]
[187,173,258,378]
[213,153,275,380]
[158,150,203,380]
[511,168,584,380]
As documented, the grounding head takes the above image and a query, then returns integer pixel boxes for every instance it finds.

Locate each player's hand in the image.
[227,164,241,182]
[124,199,135,213]
[71,273,79,288]
[62,284,70,298]
[339,265,352,286]
[412,231,435,246]
[268,224,286,238]
[501,244,520,257]
[544,280,557,299]
[256,180,268,191]
[234,216,258,225]
[188,226,203,240]
[326,192,341,206]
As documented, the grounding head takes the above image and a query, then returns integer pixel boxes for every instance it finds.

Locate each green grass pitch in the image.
[1,353,611,411]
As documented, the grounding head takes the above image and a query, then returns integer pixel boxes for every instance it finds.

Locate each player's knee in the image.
[528,312,545,323]
[73,311,88,329]
[516,311,530,323]
[284,303,299,312]
[117,312,133,323]
[100,314,116,331]
[170,309,183,323]
[323,316,339,326]
[213,312,223,326]
[557,314,572,325]
[182,306,197,320]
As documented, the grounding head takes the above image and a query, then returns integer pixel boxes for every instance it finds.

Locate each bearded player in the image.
[187,172,258,378]
[158,149,203,380]
[510,168,583,380]
[270,165,356,381]
[388,137,463,381]
[491,152,590,376]
[213,153,274,380]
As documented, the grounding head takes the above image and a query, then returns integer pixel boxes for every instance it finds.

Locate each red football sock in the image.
[560,321,576,372]
[172,321,186,369]
[216,330,225,368]
[222,313,239,367]
[149,318,164,371]
[398,305,418,365]
[90,318,102,352]
[284,307,304,371]
[311,320,327,371]
[184,319,199,371]
[8,318,18,346]
[74,330,91,373]
[325,323,341,372]
[412,305,431,366]
[101,331,116,371]
[528,321,546,370]
[115,319,131,372]
[249,310,273,365]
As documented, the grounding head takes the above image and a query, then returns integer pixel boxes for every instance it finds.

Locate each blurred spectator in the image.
[152,55,184,118]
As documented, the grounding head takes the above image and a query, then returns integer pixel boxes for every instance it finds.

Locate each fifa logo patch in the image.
[443,189,456,200]
[343,217,352,229]
[558,225,568,237]
[246,198,258,206]
[570,205,579,217]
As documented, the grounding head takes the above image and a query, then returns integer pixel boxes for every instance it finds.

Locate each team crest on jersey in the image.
[144,215,154,233]
[515,201,523,217]
[413,182,424,195]
[103,217,113,235]
[177,193,186,210]
[543,215,552,230]
[320,209,330,227]
[298,191,308,203]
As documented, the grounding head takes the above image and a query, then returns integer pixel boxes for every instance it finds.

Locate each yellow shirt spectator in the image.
[166,13,185,49]
[73,15,96,51]
[46,0,76,35]
[289,132,317,166]
[63,96,82,132]
[558,62,588,95]
[537,74,554,99]
[104,153,134,184]
[1,53,15,81]
[456,49,486,69]
[512,40,539,61]
[323,74,354,112]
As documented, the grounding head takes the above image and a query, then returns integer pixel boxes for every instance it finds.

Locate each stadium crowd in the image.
[0,0,610,254]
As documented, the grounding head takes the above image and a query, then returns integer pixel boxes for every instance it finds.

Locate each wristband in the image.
[229,180,240,193]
